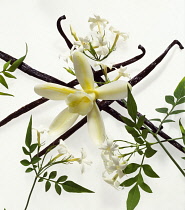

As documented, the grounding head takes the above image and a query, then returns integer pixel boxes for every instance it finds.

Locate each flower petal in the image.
[87,103,105,145]
[49,107,79,136]
[34,83,76,100]
[96,80,131,100]
[73,51,94,91]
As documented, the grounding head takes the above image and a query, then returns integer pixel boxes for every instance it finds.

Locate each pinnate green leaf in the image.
[20,159,30,166]
[55,183,62,195]
[62,181,94,193]
[121,116,135,127]
[0,75,8,88]
[142,164,159,178]
[138,181,152,193]
[177,97,185,105]
[30,143,38,153]
[43,172,48,177]
[127,87,137,122]
[120,176,137,187]
[174,77,185,99]
[170,110,185,115]
[126,184,140,210]
[124,163,140,174]
[145,144,157,158]
[57,176,68,183]
[3,60,11,70]
[165,95,175,105]
[3,72,16,79]
[49,171,57,179]
[45,181,51,192]
[125,126,140,138]
[0,92,14,96]
[163,119,175,123]
[155,107,168,114]
[25,116,32,148]
[22,146,30,155]
[149,118,161,122]
[31,156,41,164]
[137,115,145,129]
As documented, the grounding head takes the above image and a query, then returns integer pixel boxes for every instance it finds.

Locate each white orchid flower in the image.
[34,51,131,145]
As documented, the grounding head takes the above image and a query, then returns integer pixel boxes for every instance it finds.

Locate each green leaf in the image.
[124,163,140,174]
[125,126,140,138]
[141,129,148,140]
[30,143,38,153]
[165,95,175,105]
[89,42,97,57]
[22,147,30,155]
[3,72,16,79]
[45,181,51,192]
[142,164,159,178]
[25,116,32,148]
[62,181,94,193]
[138,181,152,193]
[31,156,41,164]
[120,176,137,187]
[126,184,140,210]
[179,119,185,145]
[170,110,185,115]
[20,159,30,166]
[163,119,175,123]
[155,107,168,114]
[121,116,135,127]
[43,172,48,177]
[145,145,157,158]
[127,87,137,122]
[49,171,57,179]
[174,77,185,99]
[177,97,185,105]
[38,177,44,182]
[0,75,8,88]
[149,118,161,122]
[134,137,144,144]
[0,92,14,96]
[137,115,145,129]
[57,176,68,183]
[7,45,28,72]
[25,168,34,173]
[3,60,11,70]
[55,183,62,195]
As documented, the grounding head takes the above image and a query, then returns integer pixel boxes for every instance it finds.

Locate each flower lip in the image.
[65,91,94,116]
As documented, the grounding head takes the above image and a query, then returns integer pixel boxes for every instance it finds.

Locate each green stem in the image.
[153,134,185,177]
[24,176,38,210]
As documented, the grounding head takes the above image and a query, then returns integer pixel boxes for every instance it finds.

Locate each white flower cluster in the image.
[99,139,127,190]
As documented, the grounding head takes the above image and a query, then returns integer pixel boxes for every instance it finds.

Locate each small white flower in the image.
[102,171,123,190]
[106,156,127,178]
[109,26,129,41]
[99,138,119,156]
[118,66,130,78]
[96,46,109,56]
[58,140,72,157]
[77,148,92,173]
[88,15,109,30]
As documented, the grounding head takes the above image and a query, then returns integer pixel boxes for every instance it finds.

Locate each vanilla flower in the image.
[77,148,92,173]
[88,15,109,31]
[34,51,131,145]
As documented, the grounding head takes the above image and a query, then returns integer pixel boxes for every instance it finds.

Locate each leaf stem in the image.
[24,176,38,210]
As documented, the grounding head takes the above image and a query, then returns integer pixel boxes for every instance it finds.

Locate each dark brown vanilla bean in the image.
[129,40,184,86]
[0,50,67,86]
[0,98,48,127]
[57,15,73,49]
[0,45,146,127]
[102,101,185,153]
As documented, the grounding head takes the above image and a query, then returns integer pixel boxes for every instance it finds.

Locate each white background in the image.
[0,0,185,210]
